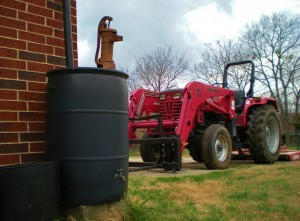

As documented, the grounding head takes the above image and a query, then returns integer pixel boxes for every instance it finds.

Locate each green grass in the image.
[286,145,300,150]
[129,149,141,157]
[124,161,300,221]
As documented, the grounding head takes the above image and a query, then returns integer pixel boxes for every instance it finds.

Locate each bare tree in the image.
[127,73,141,94]
[242,11,300,130]
[131,45,189,92]
[192,37,252,90]
[118,67,141,94]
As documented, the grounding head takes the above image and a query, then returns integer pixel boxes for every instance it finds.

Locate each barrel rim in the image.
[46,67,128,79]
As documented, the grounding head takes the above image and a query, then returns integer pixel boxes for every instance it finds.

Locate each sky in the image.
[77,0,300,73]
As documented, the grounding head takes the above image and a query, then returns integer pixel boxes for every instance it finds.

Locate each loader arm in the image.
[176,82,236,153]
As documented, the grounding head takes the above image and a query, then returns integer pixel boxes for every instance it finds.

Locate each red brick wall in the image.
[0,0,78,165]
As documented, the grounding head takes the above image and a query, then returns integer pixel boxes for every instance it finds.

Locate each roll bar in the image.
[223,60,255,98]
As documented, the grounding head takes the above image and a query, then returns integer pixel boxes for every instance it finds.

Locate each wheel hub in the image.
[266,117,280,153]
[215,135,228,162]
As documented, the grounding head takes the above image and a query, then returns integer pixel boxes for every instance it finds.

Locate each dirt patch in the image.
[129,156,256,177]
[129,156,211,177]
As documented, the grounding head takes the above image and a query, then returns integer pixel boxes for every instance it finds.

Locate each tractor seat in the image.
[235,90,245,113]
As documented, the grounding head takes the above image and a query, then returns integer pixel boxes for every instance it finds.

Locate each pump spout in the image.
[95,16,123,70]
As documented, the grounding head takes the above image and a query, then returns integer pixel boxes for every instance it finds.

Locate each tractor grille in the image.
[159,101,182,120]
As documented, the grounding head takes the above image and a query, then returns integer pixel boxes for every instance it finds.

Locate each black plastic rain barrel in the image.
[0,161,60,221]
[46,68,128,205]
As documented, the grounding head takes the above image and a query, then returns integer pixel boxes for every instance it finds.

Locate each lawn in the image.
[124,160,300,221]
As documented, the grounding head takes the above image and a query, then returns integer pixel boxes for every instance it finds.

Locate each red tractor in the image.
[128,60,282,170]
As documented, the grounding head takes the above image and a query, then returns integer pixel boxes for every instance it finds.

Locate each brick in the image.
[0,47,17,59]
[18,11,45,26]
[71,15,77,25]
[47,18,63,29]
[29,102,45,111]
[29,122,45,131]
[0,79,26,90]
[0,26,17,38]
[0,6,17,18]
[28,42,54,55]
[54,11,63,21]
[0,154,20,165]
[0,58,26,70]
[73,50,78,59]
[27,61,54,73]
[72,24,77,33]
[71,7,76,17]
[54,28,64,38]
[0,89,17,100]
[30,142,45,152]
[0,122,27,132]
[71,0,76,8]
[28,23,53,36]
[54,47,65,57]
[72,32,77,42]
[21,152,45,163]
[47,55,65,66]
[0,37,26,50]
[73,42,77,52]
[19,51,46,62]
[0,16,26,30]
[20,132,45,142]
[19,91,46,102]
[0,0,26,11]
[28,4,52,18]
[0,143,28,154]
[0,112,18,121]
[28,82,46,92]
[46,36,65,48]
[19,112,45,121]
[19,31,46,44]
[18,70,46,82]
[74,60,78,68]
[0,133,18,142]
[0,69,17,79]
[0,101,27,111]
[47,1,62,12]
[27,0,45,7]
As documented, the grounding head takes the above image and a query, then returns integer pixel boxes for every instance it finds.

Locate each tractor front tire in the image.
[140,132,160,162]
[201,124,232,170]
[186,136,203,163]
[246,105,281,164]
[140,130,175,164]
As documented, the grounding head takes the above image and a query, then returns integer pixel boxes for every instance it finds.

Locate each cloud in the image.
[77,0,234,70]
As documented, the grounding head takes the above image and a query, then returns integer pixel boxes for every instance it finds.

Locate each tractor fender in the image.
[242,97,279,126]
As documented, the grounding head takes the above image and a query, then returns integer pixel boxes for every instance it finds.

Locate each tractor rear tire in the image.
[201,124,232,170]
[246,105,281,164]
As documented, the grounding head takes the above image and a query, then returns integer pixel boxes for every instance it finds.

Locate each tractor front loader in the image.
[128,60,282,171]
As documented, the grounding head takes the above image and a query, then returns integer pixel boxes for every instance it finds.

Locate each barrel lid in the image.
[47,67,128,79]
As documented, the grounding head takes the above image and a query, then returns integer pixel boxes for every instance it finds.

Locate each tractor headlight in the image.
[173,92,182,99]
[253,97,261,102]
[159,94,166,100]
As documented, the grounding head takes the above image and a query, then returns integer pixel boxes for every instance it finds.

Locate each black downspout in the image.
[63,0,74,68]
